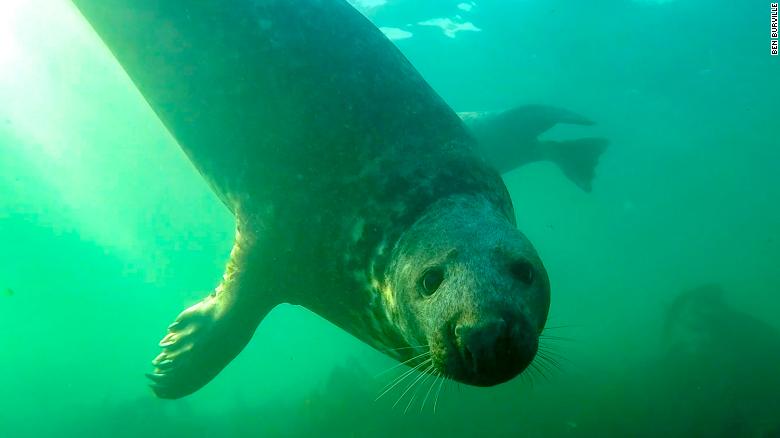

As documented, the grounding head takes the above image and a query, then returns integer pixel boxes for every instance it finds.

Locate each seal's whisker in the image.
[542,324,579,331]
[537,350,560,366]
[376,357,431,402]
[536,349,564,372]
[535,353,555,374]
[373,350,430,378]
[537,343,566,353]
[378,358,429,397]
[433,372,446,414]
[377,361,424,398]
[519,368,529,387]
[381,345,429,352]
[420,372,440,413]
[533,353,558,378]
[538,344,568,355]
[532,359,546,383]
[522,365,537,389]
[539,334,574,342]
[393,362,431,409]
[399,362,435,413]
[405,365,436,414]
[443,376,456,407]
[393,360,433,407]
[537,344,571,365]
[537,346,556,357]
[525,367,537,389]
[536,356,562,377]
[529,358,550,382]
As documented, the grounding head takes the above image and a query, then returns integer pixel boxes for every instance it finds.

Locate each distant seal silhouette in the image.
[658,284,780,435]
[460,105,608,192]
[72,0,551,398]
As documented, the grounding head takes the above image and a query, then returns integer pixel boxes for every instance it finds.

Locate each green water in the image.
[1,0,778,436]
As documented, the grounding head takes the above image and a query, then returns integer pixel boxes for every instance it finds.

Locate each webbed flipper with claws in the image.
[146,228,277,399]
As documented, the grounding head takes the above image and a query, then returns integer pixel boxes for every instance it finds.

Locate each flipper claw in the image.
[145,372,165,382]
[159,335,177,347]
[152,352,166,366]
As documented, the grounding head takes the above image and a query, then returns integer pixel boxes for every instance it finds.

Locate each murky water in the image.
[1,1,778,436]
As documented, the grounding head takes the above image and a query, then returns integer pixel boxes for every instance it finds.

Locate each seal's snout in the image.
[455,316,538,386]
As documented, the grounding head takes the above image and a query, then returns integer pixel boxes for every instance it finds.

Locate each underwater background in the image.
[1,0,778,436]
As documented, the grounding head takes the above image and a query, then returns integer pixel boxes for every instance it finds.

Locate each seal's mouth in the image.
[432,316,539,386]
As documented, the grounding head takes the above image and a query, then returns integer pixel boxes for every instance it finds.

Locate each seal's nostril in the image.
[496,318,507,335]
[456,323,478,373]
[495,324,508,347]
[510,259,535,285]
[462,345,474,372]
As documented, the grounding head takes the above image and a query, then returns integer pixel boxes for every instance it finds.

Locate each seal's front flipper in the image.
[146,230,276,399]
[541,138,609,193]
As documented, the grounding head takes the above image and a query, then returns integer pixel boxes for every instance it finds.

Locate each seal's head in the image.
[385,194,550,386]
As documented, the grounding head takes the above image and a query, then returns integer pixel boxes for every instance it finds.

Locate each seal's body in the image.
[73,0,550,398]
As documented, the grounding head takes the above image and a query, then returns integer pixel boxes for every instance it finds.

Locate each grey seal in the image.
[72,0,551,398]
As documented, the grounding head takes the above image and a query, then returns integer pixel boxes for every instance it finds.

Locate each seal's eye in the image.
[510,260,535,285]
[420,268,444,296]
